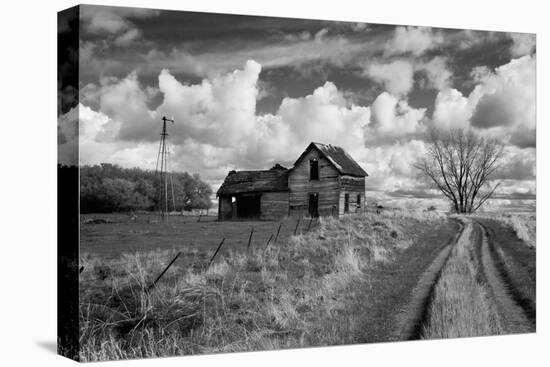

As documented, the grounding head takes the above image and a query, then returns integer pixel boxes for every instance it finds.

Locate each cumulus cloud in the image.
[71,63,419,196]
[416,56,453,90]
[58,105,79,166]
[495,146,535,181]
[80,5,158,50]
[428,55,536,148]
[452,29,502,51]
[97,72,158,142]
[471,91,518,128]
[69,55,535,206]
[509,33,536,57]
[363,56,452,97]
[367,92,426,141]
[384,26,442,57]
[113,28,142,46]
[470,55,536,147]
[432,88,473,130]
[72,61,374,189]
[361,140,428,193]
[156,60,261,147]
[81,6,158,35]
[271,82,370,160]
[364,60,415,96]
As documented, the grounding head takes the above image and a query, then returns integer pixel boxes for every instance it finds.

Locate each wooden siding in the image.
[218,195,233,220]
[260,192,289,220]
[288,148,340,217]
[338,175,365,216]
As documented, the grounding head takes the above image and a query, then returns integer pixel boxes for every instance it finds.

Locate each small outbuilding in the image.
[217,142,368,220]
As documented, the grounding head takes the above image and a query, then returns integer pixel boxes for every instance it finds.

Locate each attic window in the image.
[310,159,319,180]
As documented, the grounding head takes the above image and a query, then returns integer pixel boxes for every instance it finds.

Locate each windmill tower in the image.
[155,116,176,220]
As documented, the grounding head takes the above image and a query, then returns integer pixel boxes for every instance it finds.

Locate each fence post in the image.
[264,234,274,250]
[207,238,226,269]
[274,222,282,243]
[307,217,314,232]
[247,227,254,251]
[147,251,182,291]
[294,218,300,235]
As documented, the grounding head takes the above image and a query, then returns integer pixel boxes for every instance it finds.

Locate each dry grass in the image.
[79,211,452,361]
[421,220,504,338]
[472,213,536,248]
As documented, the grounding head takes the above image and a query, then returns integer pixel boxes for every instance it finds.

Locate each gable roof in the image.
[217,166,289,196]
[294,142,368,177]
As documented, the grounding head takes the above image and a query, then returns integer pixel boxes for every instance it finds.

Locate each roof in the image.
[217,166,289,196]
[294,142,368,177]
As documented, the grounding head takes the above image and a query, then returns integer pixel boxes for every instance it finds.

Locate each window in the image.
[310,159,319,180]
[356,194,361,208]
[344,193,350,213]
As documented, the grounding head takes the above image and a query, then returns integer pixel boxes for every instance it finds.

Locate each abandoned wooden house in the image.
[217,142,368,220]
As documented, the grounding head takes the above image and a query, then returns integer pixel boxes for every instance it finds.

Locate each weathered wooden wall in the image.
[288,149,340,217]
[218,195,233,220]
[261,192,289,220]
[338,175,365,216]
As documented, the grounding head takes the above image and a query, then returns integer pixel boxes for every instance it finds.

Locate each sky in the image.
[58,4,536,212]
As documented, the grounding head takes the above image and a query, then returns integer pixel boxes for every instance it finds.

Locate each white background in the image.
[0,0,547,365]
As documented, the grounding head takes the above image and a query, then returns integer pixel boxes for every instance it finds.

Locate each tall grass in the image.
[79,211,447,361]
[472,213,536,248]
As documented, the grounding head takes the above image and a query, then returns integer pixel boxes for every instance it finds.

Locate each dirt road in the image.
[397,218,535,340]
[477,221,534,333]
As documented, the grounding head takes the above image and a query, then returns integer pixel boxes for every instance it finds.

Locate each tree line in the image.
[80,163,213,213]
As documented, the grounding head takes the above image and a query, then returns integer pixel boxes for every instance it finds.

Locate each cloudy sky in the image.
[58,5,536,212]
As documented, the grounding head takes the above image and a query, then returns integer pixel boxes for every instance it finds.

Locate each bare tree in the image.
[414,128,504,214]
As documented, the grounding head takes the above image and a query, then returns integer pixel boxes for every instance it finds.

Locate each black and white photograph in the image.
[54,1,539,364]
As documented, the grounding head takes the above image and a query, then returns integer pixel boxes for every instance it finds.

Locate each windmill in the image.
[155,116,176,220]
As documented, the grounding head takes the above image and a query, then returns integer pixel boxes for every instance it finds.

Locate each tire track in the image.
[393,219,464,340]
[475,221,535,333]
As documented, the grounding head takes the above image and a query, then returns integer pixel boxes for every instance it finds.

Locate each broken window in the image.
[356,194,361,207]
[310,159,319,180]
[344,193,350,213]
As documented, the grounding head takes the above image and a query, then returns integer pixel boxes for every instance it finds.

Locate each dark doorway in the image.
[344,193,350,213]
[236,193,261,218]
[308,193,319,218]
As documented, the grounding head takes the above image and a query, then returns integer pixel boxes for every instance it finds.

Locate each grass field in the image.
[78,210,459,361]
[81,214,313,261]
[473,213,536,248]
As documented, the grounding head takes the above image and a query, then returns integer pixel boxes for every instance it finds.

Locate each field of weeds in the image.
[472,213,536,248]
[79,210,457,361]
